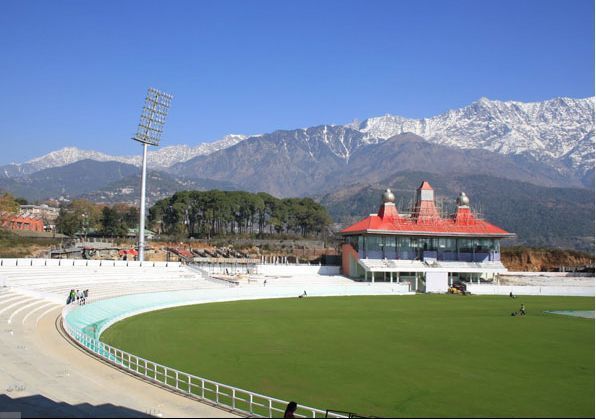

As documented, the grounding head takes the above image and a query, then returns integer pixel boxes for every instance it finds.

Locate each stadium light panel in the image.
[132,87,173,146]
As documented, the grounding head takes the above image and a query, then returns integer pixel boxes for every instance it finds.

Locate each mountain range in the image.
[0,134,249,177]
[2,96,593,183]
[0,96,593,250]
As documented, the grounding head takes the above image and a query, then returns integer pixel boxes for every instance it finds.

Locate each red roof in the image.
[341,183,513,237]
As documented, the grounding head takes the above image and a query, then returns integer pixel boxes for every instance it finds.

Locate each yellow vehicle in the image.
[448,282,469,295]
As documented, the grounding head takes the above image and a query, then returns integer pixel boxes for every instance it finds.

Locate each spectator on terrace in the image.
[66,289,75,305]
[264,279,267,287]
[76,289,84,305]
[284,401,298,418]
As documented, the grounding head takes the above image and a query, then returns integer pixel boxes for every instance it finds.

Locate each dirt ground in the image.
[501,248,594,271]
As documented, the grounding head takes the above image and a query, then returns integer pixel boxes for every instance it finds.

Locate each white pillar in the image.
[138,143,148,262]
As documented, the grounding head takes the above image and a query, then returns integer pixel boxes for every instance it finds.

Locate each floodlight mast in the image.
[132,87,173,262]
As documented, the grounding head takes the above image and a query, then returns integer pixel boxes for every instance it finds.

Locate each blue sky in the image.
[0,0,593,165]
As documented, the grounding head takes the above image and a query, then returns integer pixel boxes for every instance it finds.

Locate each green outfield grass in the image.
[101,295,594,417]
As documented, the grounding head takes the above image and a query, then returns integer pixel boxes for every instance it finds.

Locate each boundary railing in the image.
[61,307,346,418]
[0,258,181,268]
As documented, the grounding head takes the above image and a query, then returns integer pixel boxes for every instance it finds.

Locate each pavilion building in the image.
[339,181,515,293]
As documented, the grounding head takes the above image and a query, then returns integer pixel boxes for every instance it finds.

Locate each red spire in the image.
[377,189,402,222]
[419,181,433,190]
[412,180,440,223]
[378,201,400,221]
[454,206,475,225]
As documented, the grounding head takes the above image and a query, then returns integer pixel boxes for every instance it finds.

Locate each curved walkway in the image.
[0,289,236,417]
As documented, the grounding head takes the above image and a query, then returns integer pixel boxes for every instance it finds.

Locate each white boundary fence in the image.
[61,306,346,418]
[0,258,181,268]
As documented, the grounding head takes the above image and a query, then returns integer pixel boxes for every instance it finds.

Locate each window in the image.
[345,236,360,251]
[418,237,438,251]
[476,238,493,253]
[458,239,474,253]
[384,235,396,247]
[366,236,383,252]
[397,237,411,249]
[438,238,455,251]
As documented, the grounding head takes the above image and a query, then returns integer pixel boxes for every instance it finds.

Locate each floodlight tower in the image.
[132,87,173,262]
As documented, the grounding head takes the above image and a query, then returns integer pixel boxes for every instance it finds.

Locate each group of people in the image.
[66,289,88,305]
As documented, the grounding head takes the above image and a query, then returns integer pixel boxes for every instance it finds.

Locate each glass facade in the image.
[346,234,502,262]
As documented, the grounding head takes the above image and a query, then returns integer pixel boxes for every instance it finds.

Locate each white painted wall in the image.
[467,284,594,297]
[257,264,340,276]
[426,272,448,293]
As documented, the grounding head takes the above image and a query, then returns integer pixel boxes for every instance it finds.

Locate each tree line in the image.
[13,189,332,239]
[149,190,332,238]
[56,199,139,237]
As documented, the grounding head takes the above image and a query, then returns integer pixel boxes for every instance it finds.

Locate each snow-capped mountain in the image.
[24,147,135,171]
[354,96,595,174]
[2,96,593,184]
[1,134,249,177]
[142,134,248,168]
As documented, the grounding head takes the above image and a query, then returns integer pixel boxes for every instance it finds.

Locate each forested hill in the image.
[319,172,595,252]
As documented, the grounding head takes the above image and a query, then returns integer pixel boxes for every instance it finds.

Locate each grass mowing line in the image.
[101,295,595,418]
